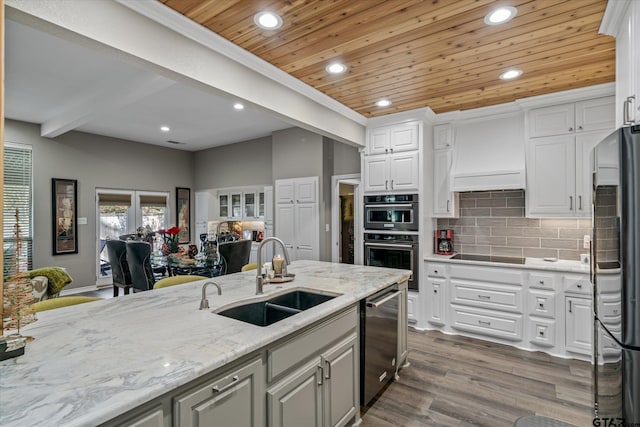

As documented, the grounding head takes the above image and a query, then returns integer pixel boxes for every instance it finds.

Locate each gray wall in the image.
[194,136,273,189]
[5,120,194,290]
[332,140,361,176]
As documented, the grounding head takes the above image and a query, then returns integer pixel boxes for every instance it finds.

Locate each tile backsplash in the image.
[436,190,591,261]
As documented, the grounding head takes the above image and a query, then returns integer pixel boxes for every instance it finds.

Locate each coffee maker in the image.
[435,229,454,255]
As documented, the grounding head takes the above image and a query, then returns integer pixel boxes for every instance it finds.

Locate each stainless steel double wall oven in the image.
[364,194,419,291]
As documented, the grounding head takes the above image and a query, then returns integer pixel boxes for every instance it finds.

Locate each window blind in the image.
[3,144,33,276]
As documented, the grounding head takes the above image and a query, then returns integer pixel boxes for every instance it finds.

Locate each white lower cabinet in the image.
[424,260,593,359]
[174,358,264,427]
[565,296,593,356]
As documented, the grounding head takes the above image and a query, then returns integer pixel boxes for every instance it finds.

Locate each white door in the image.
[389,122,419,152]
[528,103,575,137]
[389,151,419,191]
[575,130,611,216]
[426,280,444,326]
[527,135,575,215]
[295,203,319,261]
[295,177,318,204]
[433,150,453,216]
[565,296,593,355]
[276,204,296,257]
[264,186,274,223]
[575,97,615,132]
[276,180,295,204]
[363,155,389,192]
[368,127,390,155]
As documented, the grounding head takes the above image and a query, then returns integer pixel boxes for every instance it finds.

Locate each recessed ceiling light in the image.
[484,6,517,25]
[254,11,283,30]
[160,126,170,132]
[376,99,392,107]
[233,103,244,110]
[326,63,347,74]
[499,69,522,80]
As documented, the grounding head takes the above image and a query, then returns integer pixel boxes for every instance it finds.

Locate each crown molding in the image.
[516,83,615,110]
[599,0,630,36]
[116,0,367,126]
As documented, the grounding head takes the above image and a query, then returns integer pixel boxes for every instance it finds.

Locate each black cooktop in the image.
[450,254,526,264]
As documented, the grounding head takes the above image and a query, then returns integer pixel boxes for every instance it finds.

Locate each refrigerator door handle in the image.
[569,300,572,313]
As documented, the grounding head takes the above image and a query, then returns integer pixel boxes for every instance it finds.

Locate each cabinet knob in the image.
[434,270,438,274]
[577,283,582,289]
[539,330,545,336]
[433,288,438,293]
[539,303,544,308]
[539,280,545,285]
[385,148,389,153]
[578,125,583,130]
[390,148,394,152]
[569,127,574,131]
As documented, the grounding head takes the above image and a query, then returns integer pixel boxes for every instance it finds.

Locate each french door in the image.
[96,189,169,285]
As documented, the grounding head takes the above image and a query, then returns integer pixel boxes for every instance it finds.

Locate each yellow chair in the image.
[153,275,206,289]
[32,296,102,312]
[241,263,257,272]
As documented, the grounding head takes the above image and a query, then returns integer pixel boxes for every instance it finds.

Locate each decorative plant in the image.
[158,226,181,255]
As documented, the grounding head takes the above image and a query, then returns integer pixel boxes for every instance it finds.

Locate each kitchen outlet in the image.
[583,235,590,249]
[326,223,330,232]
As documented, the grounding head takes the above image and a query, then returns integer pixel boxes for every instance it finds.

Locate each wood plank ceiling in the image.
[160,0,615,118]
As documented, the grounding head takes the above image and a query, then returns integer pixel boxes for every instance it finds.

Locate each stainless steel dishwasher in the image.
[360,284,400,406]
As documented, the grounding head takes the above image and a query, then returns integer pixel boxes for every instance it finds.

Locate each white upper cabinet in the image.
[275,177,319,261]
[364,120,421,194]
[432,149,458,218]
[294,178,317,204]
[602,0,640,126]
[433,123,454,150]
[366,121,420,155]
[526,97,614,217]
[275,181,295,204]
[528,97,614,138]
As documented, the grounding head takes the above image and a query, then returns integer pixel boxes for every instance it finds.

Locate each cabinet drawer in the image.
[528,272,556,290]
[450,305,523,341]
[528,319,556,348]
[450,280,523,313]
[564,275,591,294]
[426,263,446,278]
[449,265,523,285]
[268,306,357,382]
[527,290,556,319]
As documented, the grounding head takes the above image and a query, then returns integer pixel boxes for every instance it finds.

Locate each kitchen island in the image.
[0,260,410,427]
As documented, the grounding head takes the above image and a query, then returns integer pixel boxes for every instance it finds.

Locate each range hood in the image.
[448,111,526,192]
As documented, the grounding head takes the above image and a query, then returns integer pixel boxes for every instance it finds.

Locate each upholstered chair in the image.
[218,240,252,275]
[105,239,133,297]
[125,241,156,292]
[32,296,102,312]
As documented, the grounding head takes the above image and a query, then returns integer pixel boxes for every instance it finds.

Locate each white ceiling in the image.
[4,18,293,152]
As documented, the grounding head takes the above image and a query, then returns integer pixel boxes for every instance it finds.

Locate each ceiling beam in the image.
[41,74,174,138]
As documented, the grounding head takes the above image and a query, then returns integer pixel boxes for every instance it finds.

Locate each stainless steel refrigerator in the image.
[592,125,640,424]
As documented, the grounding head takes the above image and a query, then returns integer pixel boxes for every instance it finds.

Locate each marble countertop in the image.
[0,261,410,427]
[424,254,590,274]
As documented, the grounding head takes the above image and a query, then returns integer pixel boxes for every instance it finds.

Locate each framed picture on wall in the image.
[176,187,190,244]
[52,178,78,255]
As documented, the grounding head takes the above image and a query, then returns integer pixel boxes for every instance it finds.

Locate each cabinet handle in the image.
[578,126,583,131]
[569,196,573,210]
[390,148,394,152]
[539,330,545,336]
[624,95,636,124]
[433,288,438,294]
[578,195,583,210]
[385,148,389,153]
[539,280,545,285]
[325,360,331,379]
[446,200,450,212]
[391,179,394,189]
[385,180,388,190]
[569,127,574,132]
[317,366,324,385]
[212,375,239,393]
[478,295,491,300]
[539,303,544,308]
[434,269,438,275]
[478,320,491,326]
[569,300,572,313]
[577,283,582,289]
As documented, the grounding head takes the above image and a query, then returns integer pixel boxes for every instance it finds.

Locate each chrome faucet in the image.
[199,281,222,310]
[256,237,291,295]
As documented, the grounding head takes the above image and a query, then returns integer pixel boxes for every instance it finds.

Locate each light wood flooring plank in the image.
[361,329,592,426]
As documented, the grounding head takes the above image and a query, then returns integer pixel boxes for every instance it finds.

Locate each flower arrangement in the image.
[158,226,181,255]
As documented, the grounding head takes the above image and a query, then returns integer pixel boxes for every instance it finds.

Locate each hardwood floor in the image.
[362,329,593,427]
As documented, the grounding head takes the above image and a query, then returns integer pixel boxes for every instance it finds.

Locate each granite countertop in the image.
[424,253,590,274]
[0,260,410,427]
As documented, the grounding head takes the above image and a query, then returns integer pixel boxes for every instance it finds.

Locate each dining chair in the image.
[218,240,252,275]
[105,239,133,297]
[126,241,156,291]
[153,275,206,289]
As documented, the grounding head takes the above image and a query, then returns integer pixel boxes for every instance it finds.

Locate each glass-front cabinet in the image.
[231,192,242,219]
[244,192,256,218]
[218,193,229,218]
[258,191,265,218]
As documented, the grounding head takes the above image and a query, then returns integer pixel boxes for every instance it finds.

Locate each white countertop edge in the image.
[424,254,590,274]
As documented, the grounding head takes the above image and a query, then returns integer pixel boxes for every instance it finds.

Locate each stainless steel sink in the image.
[215,290,337,327]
